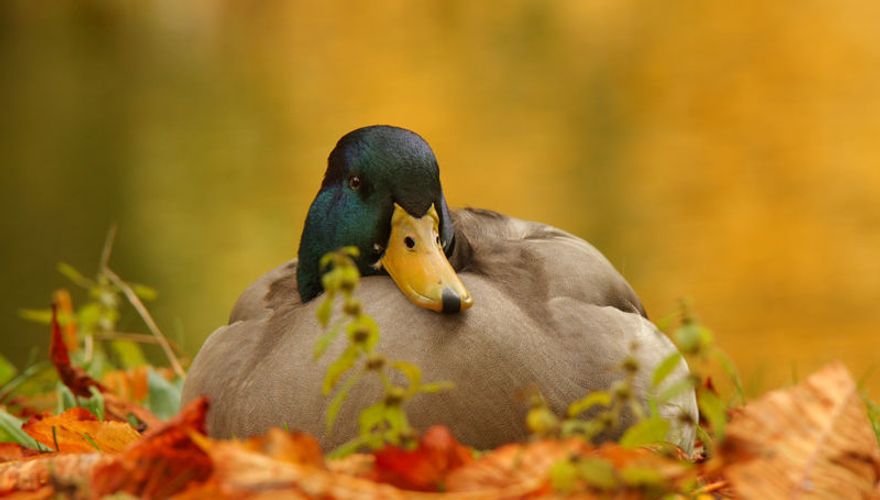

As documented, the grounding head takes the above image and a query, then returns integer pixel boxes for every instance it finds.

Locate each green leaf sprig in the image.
[314,247,453,458]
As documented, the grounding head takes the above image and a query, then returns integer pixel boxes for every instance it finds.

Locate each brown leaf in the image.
[722,362,880,498]
[101,366,150,403]
[52,289,77,354]
[446,438,590,494]
[177,438,433,500]
[22,408,141,453]
[372,425,473,491]
[0,444,38,464]
[49,305,161,431]
[90,397,213,498]
[50,304,104,398]
[0,453,111,496]
[239,427,325,468]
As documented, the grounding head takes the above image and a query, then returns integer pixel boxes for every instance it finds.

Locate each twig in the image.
[99,225,117,272]
[694,480,728,495]
[92,331,182,351]
[103,267,185,379]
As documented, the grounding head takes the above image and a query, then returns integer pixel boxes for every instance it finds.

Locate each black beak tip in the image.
[441,287,462,314]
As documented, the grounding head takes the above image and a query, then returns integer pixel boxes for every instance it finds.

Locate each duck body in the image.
[182,126,697,451]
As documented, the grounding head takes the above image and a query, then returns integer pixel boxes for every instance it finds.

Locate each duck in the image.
[182,125,697,451]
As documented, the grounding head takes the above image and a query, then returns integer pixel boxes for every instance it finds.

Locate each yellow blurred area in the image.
[2,1,879,395]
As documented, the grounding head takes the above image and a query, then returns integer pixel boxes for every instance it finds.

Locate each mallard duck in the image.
[182,125,697,451]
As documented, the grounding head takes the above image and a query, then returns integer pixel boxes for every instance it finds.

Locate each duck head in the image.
[297,126,473,314]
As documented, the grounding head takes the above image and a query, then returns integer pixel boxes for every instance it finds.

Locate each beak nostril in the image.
[404,236,415,249]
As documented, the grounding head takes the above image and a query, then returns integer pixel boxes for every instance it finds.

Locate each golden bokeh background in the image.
[2,1,879,395]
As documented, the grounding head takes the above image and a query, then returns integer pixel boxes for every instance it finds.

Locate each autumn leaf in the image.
[0,453,111,496]
[49,305,161,431]
[22,407,140,453]
[177,437,421,500]
[101,367,150,404]
[90,397,213,498]
[722,362,880,498]
[239,427,325,468]
[446,438,590,494]
[49,304,104,398]
[52,289,77,353]
[0,443,37,464]
[372,425,472,491]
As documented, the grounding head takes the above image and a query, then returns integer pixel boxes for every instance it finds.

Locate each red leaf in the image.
[50,304,104,398]
[372,425,472,491]
[48,304,161,431]
[90,397,213,498]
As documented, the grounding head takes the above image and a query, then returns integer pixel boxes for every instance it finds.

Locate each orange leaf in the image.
[722,362,880,498]
[0,453,111,496]
[101,367,150,403]
[446,438,589,494]
[177,438,419,499]
[90,397,213,498]
[48,306,161,431]
[22,408,141,454]
[52,289,77,353]
[0,443,37,464]
[239,427,325,468]
[372,425,472,491]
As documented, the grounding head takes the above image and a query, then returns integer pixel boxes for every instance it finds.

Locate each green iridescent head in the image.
[297,126,471,313]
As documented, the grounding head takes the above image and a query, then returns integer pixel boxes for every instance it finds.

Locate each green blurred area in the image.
[2,1,879,395]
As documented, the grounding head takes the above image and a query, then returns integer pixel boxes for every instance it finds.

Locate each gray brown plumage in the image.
[182,207,697,451]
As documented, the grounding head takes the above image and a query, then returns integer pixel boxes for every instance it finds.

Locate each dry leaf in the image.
[102,366,150,403]
[238,427,324,468]
[52,289,77,353]
[722,362,880,498]
[90,397,213,498]
[22,408,141,453]
[50,305,104,398]
[49,306,161,431]
[446,438,590,495]
[0,444,37,464]
[176,438,424,500]
[372,425,473,491]
[0,453,111,496]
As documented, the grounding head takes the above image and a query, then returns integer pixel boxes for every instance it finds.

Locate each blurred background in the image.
[2,1,879,395]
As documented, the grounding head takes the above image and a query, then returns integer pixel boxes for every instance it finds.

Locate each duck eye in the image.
[348,175,362,191]
[404,236,415,249]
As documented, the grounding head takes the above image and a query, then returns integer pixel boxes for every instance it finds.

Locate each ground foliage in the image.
[0,245,879,498]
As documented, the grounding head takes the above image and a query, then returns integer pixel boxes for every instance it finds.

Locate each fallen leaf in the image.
[372,425,472,491]
[49,305,161,431]
[22,407,141,453]
[102,366,150,403]
[90,397,213,498]
[0,453,111,496]
[102,391,162,431]
[177,438,434,500]
[447,439,696,497]
[52,289,77,353]
[0,444,37,464]
[722,362,880,498]
[239,427,324,468]
[49,304,104,398]
[446,438,590,494]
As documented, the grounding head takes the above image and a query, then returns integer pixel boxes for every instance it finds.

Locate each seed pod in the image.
[384,387,406,406]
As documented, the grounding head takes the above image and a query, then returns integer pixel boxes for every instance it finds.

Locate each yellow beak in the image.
[379,203,473,313]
